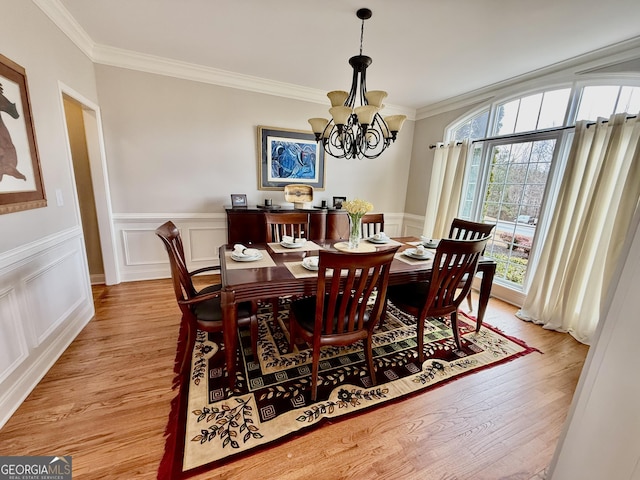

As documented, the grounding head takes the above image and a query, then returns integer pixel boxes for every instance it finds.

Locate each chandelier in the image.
[308,8,406,160]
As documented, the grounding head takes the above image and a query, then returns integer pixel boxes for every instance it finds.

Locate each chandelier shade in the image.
[308,8,406,160]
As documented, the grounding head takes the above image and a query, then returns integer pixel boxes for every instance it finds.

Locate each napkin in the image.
[305,256,319,267]
[373,232,388,240]
[282,235,306,245]
[232,244,259,257]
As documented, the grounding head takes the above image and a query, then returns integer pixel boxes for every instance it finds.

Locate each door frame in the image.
[59,82,119,285]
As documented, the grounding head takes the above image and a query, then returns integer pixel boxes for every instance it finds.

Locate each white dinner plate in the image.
[231,252,263,262]
[367,236,390,244]
[403,248,433,260]
[280,241,306,249]
[301,256,319,271]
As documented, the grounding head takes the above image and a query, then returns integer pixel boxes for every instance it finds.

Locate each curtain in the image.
[423,140,469,239]
[518,113,640,344]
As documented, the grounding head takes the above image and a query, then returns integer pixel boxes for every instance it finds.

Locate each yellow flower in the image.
[342,199,373,216]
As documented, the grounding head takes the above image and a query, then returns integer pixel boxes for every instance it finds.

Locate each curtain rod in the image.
[428,114,638,149]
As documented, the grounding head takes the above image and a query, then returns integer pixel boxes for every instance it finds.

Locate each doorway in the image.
[60,85,119,285]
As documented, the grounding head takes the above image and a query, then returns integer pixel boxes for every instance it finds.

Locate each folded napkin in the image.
[282,235,306,245]
[373,232,388,240]
[305,256,319,267]
[232,244,260,257]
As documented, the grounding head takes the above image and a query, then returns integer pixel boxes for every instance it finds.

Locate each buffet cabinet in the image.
[225,207,349,244]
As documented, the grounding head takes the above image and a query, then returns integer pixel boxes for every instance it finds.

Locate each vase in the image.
[348,215,362,250]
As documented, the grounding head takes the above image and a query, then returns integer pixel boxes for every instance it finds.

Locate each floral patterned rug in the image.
[159,301,539,479]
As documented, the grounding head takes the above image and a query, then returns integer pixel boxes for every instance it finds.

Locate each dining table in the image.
[219,237,497,387]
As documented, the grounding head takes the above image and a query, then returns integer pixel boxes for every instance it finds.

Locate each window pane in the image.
[514,94,542,133]
[495,100,518,135]
[538,89,570,129]
[616,86,640,115]
[452,110,489,141]
[576,85,619,121]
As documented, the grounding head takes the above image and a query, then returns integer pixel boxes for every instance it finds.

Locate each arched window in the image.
[447,82,640,293]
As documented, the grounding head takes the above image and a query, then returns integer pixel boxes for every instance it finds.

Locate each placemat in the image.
[394,251,434,266]
[224,250,276,269]
[268,241,323,254]
[284,261,319,278]
[334,241,377,253]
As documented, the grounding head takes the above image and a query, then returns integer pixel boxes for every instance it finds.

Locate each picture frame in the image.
[333,196,346,209]
[258,126,325,191]
[0,54,46,214]
[230,193,248,208]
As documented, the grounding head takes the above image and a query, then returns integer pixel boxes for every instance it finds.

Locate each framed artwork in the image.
[333,196,346,209]
[258,126,325,191]
[230,193,248,208]
[0,54,46,214]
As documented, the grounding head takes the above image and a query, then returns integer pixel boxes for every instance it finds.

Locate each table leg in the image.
[476,263,496,332]
[221,289,238,388]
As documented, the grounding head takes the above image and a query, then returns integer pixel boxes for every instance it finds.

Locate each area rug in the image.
[159,301,539,479]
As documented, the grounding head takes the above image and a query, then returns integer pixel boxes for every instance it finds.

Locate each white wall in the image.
[549,215,640,479]
[94,65,414,216]
[0,0,97,426]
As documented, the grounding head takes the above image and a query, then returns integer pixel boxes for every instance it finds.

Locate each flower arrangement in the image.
[342,198,373,249]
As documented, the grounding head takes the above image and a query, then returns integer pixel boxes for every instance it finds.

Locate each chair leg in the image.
[271,298,279,321]
[249,315,259,358]
[466,292,473,312]
[288,314,296,353]
[417,314,426,366]
[311,345,321,402]
[379,298,388,329]
[180,321,196,376]
[451,311,462,350]
[366,337,377,386]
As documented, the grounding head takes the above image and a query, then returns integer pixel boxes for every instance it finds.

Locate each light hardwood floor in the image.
[0,278,589,479]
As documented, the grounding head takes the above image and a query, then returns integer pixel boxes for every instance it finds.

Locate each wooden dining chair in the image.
[448,218,496,312]
[264,212,311,242]
[361,213,385,238]
[263,212,312,318]
[386,237,489,364]
[155,221,258,374]
[288,246,400,401]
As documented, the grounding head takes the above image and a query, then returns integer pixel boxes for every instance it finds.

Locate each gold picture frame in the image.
[0,53,46,214]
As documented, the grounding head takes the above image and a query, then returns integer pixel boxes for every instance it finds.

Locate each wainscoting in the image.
[0,227,94,428]
[112,212,409,282]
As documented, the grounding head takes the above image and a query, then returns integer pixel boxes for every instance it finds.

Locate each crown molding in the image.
[33,0,415,120]
[32,0,96,58]
[416,36,640,120]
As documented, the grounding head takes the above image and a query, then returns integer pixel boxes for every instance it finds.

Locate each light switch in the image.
[55,189,64,206]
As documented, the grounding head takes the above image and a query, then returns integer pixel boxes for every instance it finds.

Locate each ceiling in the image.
[57,0,640,112]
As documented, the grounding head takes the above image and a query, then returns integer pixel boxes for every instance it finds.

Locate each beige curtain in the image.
[423,140,469,239]
[518,114,640,344]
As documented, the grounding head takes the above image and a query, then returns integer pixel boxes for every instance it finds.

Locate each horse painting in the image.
[0,82,26,182]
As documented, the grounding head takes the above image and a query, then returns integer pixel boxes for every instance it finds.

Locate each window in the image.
[448,82,640,292]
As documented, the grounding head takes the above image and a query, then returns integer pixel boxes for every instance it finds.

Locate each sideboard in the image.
[225,206,350,244]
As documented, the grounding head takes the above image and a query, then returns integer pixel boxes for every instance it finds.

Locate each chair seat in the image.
[387,281,431,310]
[290,295,371,333]
[193,284,253,324]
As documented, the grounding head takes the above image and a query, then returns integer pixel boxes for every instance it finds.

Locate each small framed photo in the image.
[258,126,325,191]
[333,196,346,209]
[230,194,247,208]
